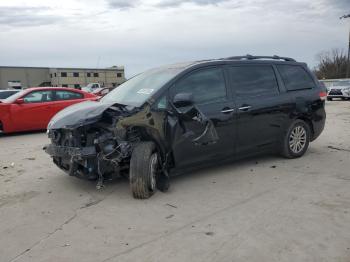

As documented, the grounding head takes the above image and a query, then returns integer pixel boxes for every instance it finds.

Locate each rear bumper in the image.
[311,108,326,142]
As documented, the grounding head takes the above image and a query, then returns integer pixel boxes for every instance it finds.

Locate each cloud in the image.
[332,0,350,9]
[0,0,347,77]
[107,0,140,10]
[155,0,231,8]
[0,6,60,27]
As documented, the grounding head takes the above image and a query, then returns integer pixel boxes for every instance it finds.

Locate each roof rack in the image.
[223,54,296,62]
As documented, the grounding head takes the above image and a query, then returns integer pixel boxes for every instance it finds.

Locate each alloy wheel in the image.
[289,125,307,154]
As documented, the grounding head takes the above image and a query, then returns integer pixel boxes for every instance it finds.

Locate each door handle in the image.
[238,106,252,111]
[221,108,235,114]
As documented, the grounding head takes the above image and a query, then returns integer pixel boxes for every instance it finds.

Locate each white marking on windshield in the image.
[137,88,154,95]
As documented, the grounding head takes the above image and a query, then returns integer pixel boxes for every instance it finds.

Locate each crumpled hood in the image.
[48,101,115,130]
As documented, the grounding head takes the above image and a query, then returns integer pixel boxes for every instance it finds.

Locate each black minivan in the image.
[45,55,326,199]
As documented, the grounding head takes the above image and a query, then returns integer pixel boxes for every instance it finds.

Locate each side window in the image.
[23,91,54,103]
[229,66,279,97]
[171,67,227,104]
[277,65,315,91]
[155,95,167,110]
[55,90,83,101]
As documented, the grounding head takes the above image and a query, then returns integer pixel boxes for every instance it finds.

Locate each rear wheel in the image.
[281,120,310,159]
[129,142,159,199]
[327,97,332,101]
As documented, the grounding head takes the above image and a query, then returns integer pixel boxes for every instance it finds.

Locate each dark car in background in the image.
[45,55,326,199]
[0,90,19,100]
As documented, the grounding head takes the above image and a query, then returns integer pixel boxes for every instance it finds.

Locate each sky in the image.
[0,0,349,77]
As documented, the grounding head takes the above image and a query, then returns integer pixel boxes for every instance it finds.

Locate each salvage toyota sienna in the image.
[45,55,327,199]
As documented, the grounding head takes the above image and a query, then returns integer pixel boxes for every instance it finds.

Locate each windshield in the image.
[333,81,350,87]
[101,67,182,106]
[1,90,26,103]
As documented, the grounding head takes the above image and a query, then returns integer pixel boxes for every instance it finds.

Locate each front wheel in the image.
[129,142,159,199]
[281,120,310,159]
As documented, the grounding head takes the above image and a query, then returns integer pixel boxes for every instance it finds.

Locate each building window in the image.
[61,72,67,77]
[73,72,79,77]
[62,84,68,87]
[54,73,57,77]
[74,84,81,89]
[87,72,91,77]
[50,74,52,78]
[117,73,122,78]
[93,73,99,77]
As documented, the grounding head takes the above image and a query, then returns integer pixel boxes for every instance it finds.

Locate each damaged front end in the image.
[44,97,220,191]
[45,101,144,187]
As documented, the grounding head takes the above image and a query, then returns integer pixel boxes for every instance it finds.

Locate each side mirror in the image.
[173,93,194,108]
[15,98,25,104]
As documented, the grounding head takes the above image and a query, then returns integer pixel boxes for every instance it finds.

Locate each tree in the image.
[314,49,348,79]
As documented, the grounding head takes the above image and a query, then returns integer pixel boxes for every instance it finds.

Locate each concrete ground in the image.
[0,101,350,262]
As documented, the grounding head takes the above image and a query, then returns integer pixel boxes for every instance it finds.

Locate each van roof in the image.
[160,55,301,71]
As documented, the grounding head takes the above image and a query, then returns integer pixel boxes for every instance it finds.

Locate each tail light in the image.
[319,91,327,101]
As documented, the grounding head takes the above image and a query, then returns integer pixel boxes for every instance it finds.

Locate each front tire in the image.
[281,120,310,159]
[129,142,159,199]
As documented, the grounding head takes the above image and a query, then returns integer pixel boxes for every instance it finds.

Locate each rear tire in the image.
[327,97,332,101]
[129,142,158,199]
[281,120,310,159]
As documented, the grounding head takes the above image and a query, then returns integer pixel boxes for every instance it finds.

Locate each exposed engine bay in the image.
[44,100,218,189]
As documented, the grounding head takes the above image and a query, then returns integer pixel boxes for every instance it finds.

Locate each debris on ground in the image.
[270,165,277,168]
[25,157,36,161]
[328,145,350,152]
[166,203,178,209]
[205,232,214,236]
[165,214,174,219]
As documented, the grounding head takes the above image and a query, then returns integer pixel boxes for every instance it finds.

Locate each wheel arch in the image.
[295,116,314,141]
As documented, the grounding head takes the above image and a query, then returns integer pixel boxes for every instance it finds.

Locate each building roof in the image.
[0,66,124,71]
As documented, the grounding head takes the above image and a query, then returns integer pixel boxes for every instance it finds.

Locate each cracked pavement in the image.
[0,101,350,262]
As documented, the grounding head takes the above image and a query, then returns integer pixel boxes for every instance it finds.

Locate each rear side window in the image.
[229,66,279,97]
[171,67,227,104]
[277,65,315,91]
[55,90,83,100]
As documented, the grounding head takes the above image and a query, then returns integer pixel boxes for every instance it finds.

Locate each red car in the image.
[0,87,97,133]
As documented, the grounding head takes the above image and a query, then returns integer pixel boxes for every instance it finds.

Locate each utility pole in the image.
[340,14,350,78]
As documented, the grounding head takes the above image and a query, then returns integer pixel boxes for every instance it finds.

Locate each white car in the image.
[327,80,350,100]
[82,83,103,93]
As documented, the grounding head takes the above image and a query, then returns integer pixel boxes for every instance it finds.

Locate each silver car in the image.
[327,80,350,100]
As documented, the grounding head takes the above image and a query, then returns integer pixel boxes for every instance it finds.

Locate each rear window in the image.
[277,65,315,91]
